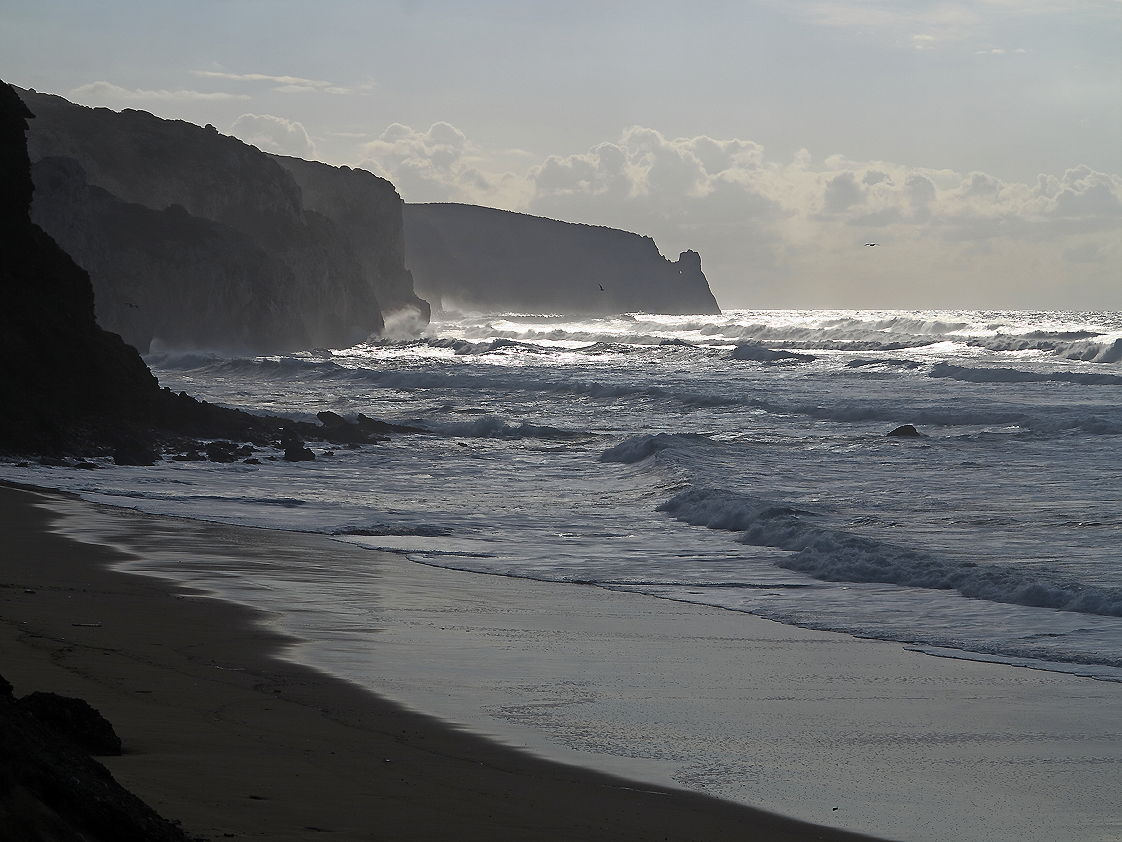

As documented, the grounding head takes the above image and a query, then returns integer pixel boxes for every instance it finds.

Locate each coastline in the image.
[0,483,883,842]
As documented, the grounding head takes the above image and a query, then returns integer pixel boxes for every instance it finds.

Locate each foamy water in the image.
[7,309,1119,677]
[8,308,1122,840]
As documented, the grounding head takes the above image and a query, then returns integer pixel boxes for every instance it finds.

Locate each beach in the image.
[3,483,1120,841]
[1,483,889,841]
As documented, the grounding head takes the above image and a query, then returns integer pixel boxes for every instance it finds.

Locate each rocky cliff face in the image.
[0,81,160,453]
[403,203,721,316]
[31,156,310,353]
[273,155,430,327]
[18,88,428,352]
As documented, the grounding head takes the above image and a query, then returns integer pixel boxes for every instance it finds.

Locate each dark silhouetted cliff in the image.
[18,87,429,352]
[0,82,161,453]
[404,203,720,315]
[0,80,414,459]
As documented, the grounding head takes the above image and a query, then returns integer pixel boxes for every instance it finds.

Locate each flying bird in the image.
[864,243,879,247]
[599,284,605,291]
[126,302,139,308]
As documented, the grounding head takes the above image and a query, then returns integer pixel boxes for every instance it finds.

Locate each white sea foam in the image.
[6,308,1122,677]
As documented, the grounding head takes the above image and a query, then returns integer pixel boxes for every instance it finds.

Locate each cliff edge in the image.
[18,88,429,352]
[403,203,720,315]
[273,154,430,327]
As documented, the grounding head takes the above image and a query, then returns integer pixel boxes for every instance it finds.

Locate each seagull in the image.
[598,284,605,291]
[864,243,879,247]
[126,302,139,308]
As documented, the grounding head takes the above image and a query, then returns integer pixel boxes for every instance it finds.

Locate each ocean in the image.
[5,308,1122,837]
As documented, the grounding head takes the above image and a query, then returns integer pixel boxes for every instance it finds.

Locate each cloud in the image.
[357,123,529,205]
[229,113,316,157]
[355,121,1122,308]
[192,70,373,95]
[194,71,332,87]
[69,81,249,101]
[772,0,1119,47]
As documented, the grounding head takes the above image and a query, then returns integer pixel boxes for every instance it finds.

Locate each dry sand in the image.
[0,484,882,842]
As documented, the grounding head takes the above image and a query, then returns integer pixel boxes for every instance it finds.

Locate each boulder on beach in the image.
[16,691,123,756]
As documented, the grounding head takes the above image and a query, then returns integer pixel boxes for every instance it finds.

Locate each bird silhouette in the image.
[598,284,605,291]
[864,243,879,247]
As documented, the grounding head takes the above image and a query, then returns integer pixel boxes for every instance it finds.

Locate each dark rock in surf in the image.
[204,440,243,463]
[113,436,159,466]
[886,424,922,437]
[731,344,816,363]
[281,432,316,462]
[355,413,426,436]
[17,692,122,756]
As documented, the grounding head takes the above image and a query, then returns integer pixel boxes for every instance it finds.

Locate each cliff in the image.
[0,80,410,459]
[31,156,310,353]
[0,82,162,453]
[403,203,720,315]
[17,87,428,352]
[272,155,430,325]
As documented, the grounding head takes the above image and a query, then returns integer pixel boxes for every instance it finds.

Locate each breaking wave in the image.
[930,362,1122,386]
[656,487,1122,618]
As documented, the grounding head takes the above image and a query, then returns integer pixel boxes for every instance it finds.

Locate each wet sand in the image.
[0,484,883,842]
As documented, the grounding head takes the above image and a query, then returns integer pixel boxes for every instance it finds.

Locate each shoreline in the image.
[0,483,884,842]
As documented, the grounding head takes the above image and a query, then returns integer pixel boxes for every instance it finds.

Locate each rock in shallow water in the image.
[886,424,922,437]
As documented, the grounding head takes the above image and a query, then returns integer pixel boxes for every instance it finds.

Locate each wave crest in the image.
[657,487,1122,618]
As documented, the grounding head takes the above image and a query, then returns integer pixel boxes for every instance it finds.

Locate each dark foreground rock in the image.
[0,674,189,842]
[16,692,123,756]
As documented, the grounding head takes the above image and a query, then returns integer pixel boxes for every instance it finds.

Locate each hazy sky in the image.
[3,0,1119,309]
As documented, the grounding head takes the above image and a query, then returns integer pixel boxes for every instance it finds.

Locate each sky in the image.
[2,0,1119,310]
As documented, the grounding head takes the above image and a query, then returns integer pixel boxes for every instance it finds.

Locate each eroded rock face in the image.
[403,203,721,315]
[18,87,428,351]
[31,156,310,354]
[273,155,430,326]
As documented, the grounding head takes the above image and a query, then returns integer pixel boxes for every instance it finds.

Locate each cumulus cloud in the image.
[356,122,529,205]
[229,113,316,157]
[69,81,249,101]
[356,120,1121,308]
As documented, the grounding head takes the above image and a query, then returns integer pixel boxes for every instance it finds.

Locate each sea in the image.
[4,308,1122,835]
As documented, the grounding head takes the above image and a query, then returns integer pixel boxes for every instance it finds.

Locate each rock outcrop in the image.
[18,87,428,352]
[403,203,721,315]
